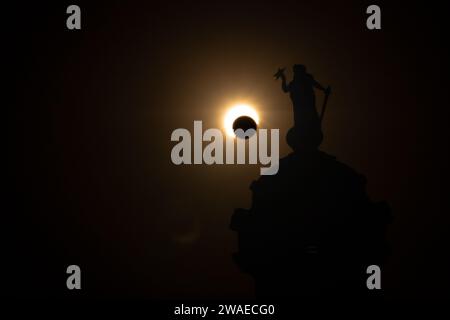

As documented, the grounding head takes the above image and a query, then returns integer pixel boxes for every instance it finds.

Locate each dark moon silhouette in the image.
[232,116,257,139]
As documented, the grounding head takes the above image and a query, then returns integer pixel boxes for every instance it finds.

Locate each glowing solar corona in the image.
[224,103,259,137]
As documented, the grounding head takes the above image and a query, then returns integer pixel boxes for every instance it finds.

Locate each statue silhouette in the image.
[230,65,391,299]
[278,64,330,150]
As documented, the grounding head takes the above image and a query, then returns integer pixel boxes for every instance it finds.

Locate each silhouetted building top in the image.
[230,66,391,298]
[231,150,391,298]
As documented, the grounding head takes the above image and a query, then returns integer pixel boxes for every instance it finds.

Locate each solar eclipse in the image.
[224,103,259,138]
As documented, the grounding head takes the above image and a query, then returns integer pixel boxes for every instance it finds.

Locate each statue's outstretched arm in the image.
[313,79,326,91]
[313,79,331,94]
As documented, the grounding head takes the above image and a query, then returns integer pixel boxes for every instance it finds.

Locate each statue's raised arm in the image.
[274,67,289,93]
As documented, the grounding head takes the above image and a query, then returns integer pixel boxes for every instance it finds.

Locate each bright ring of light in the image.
[224,103,259,137]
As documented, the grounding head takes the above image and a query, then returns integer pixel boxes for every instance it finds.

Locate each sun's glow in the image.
[224,103,259,137]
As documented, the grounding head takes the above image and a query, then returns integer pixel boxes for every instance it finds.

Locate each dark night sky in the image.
[7,1,450,298]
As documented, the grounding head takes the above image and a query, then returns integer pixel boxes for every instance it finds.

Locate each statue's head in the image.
[293,64,306,76]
